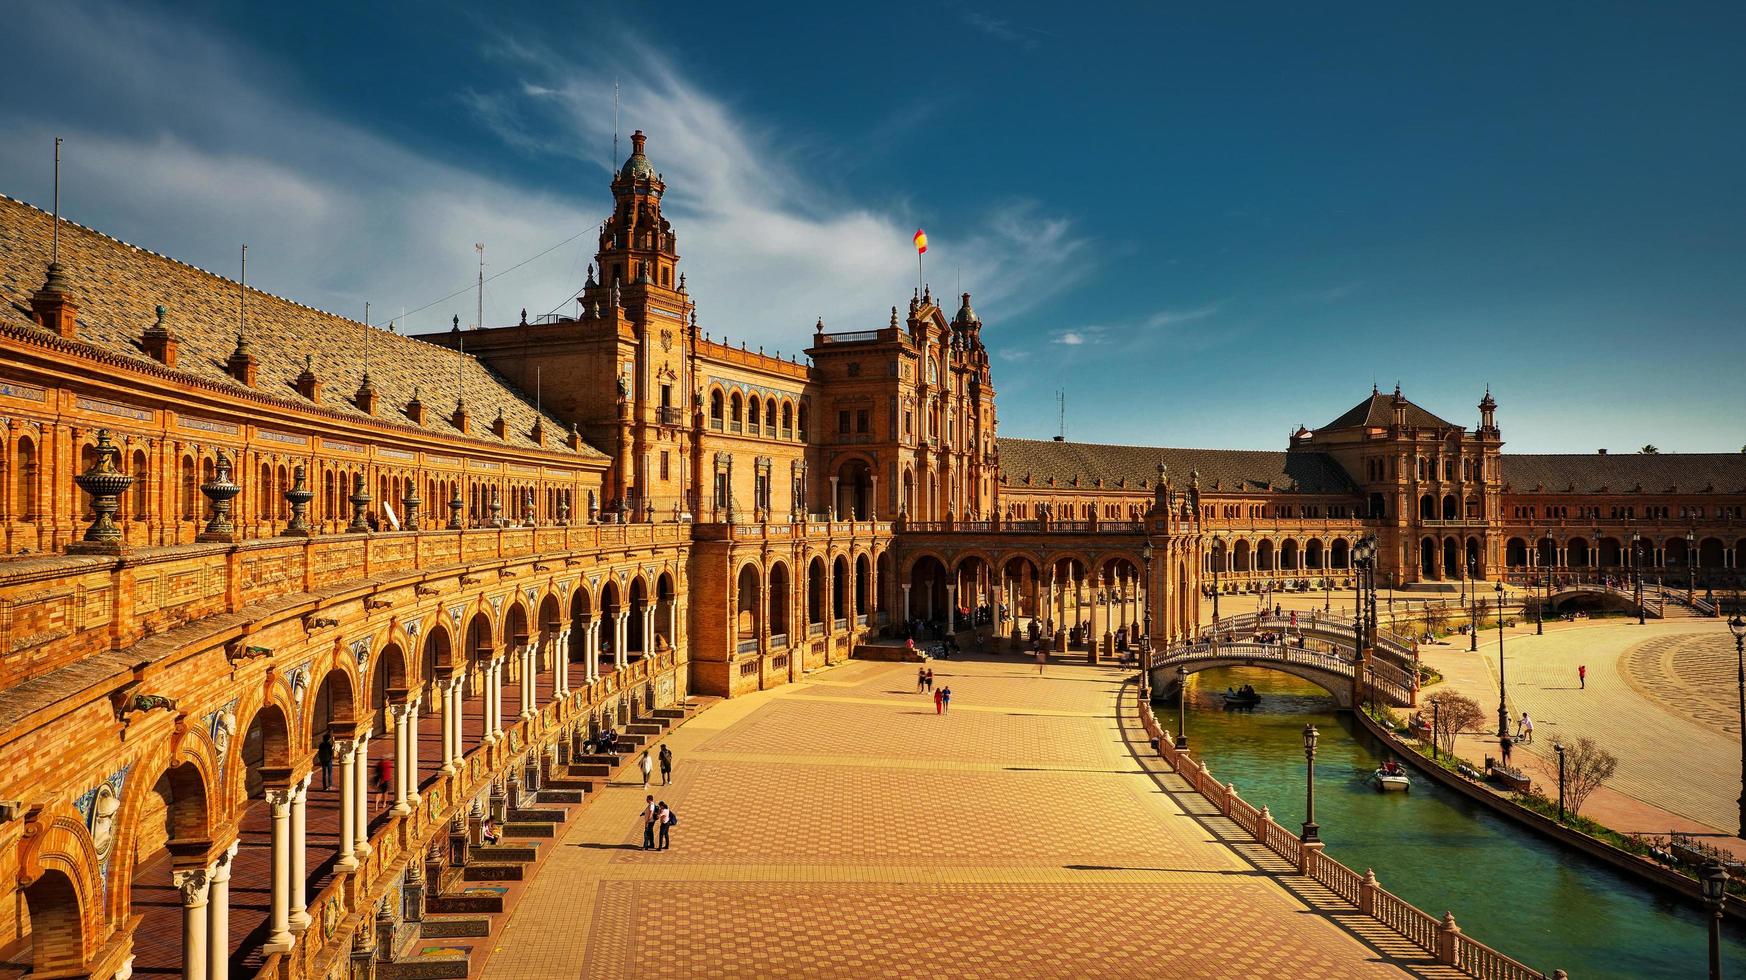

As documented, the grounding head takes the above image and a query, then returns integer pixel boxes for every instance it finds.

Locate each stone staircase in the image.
[376,698,710,979]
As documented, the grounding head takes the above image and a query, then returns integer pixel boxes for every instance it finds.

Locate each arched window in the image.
[132,449,150,519]
[765,398,776,433]
[180,455,197,521]
[13,436,38,521]
[782,402,793,437]
[748,397,761,428]
[710,390,724,428]
[730,392,743,429]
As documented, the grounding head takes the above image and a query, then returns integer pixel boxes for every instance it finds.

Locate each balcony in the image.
[657,406,684,426]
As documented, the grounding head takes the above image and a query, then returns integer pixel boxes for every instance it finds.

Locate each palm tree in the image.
[1638,444,1660,454]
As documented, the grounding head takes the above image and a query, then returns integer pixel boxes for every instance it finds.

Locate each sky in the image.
[3,1,1742,453]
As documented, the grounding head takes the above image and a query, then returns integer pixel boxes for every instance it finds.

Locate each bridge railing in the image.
[1134,698,1557,979]
[1155,640,1414,706]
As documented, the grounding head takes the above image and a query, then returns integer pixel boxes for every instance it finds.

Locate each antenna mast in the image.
[50,137,62,266]
[239,244,248,337]
[363,301,370,378]
[613,80,620,167]
[1057,390,1066,441]
[474,243,484,329]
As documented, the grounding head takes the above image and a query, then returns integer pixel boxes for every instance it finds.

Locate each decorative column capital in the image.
[266,787,295,811]
[174,867,212,907]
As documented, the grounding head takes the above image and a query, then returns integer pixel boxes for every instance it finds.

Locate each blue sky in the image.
[4,1,1742,452]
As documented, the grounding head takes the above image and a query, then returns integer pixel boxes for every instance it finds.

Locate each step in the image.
[652,708,685,720]
[471,844,539,863]
[508,807,567,823]
[381,942,473,980]
[538,789,585,805]
[462,862,524,881]
[544,775,598,792]
[426,889,505,915]
[419,915,492,939]
[568,762,613,778]
[626,723,661,735]
[502,822,555,839]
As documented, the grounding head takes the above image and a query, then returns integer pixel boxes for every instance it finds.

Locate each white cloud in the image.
[1145,304,1220,327]
[0,4,1086,353]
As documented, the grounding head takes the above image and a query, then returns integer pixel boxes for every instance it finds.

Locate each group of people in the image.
[915,666,953,713]
[641,795,676,850]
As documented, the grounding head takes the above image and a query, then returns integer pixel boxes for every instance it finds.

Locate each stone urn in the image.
[71,429,133,553]
[198,450,242,542]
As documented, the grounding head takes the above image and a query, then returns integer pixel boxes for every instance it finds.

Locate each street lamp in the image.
[1730,601,1746,840]
[1174,665,1190,751]
[1632,531,1645,625]
[1301,724,1320,843]
[1687,528,1697,603]
[1495,581,1509,738]
[1538,530,1551,635]
[1431,700,1441,761]
[1702,859,1727,980]
[1140,541,1154,699]
[1470,556,1481,652]
[1554,741,1566,822]
[1211,537,1221,625]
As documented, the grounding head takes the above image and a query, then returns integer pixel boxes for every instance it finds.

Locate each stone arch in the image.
[1256,539,1275,573]
[17,808,104,975]
[768,561,791,640]
[1505,537,1529,568]
[1232,539,1253,572]
[307,662,359,750]
[1280,538,1300,572]
[833,553,850,622]
[735,563,762,644]
[1567,536,1591,568]
[237,700,293,802]
[807,556,828,627]
[1329,538,1350,570]
[628,575,651,657]
[834,455,875,519]
[854,553,871,618]
[1304,537,1325,570]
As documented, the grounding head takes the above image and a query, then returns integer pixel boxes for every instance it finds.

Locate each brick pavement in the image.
[479,657,1429,978]
[1422,618,1745,849]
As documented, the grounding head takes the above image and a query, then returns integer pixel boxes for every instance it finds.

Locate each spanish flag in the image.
[913,228,928,254]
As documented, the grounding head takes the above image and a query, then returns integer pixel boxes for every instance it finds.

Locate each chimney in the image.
[355,372,377,415]
[452,397,469,434]
[568,423,583,451]
[1598,448,1608,455]
[226,331,258,386]
[492,407,508,440]
[30,262,79,340]
[406,387,425,425]
[295,354,321,402]
[142,304,178,367]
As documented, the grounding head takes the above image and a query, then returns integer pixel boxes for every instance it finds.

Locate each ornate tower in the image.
[596,131,679,291]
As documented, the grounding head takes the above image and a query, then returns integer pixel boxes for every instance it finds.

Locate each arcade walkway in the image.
[482,656,1430,978]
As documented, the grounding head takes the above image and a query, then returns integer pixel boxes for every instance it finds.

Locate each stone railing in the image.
[0,521,690,692]
[1134,701,1560,979]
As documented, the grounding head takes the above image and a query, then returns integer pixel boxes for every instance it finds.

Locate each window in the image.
[660,451,670,480]
[714,472,727,509]
[660,384,672,408]
[838,410,851,434]
[856,410,869,434]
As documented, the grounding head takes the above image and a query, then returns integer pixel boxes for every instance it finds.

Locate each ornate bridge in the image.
[1542,580,1665,618]
[1204,611,1419,661]
[1150,635,1417,710]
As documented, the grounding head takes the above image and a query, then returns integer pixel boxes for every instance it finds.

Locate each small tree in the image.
[1639,444,1660,454]
[1562,736,1619,816]
[1425,690,1484,757]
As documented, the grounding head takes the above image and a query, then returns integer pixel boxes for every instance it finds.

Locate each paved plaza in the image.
[1422,617,1742,839]
[481,657,1436,978]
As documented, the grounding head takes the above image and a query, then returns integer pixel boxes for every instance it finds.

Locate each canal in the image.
[1159,666,1746,979]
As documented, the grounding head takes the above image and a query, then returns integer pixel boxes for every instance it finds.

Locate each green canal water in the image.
[1159,666,1746,979]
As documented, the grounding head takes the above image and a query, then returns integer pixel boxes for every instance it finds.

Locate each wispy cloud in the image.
[959,10,1050,50]
[0,5,1087,354]
[1145,304,1221,327]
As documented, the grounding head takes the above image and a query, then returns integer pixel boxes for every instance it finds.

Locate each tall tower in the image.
[596,131,680,292]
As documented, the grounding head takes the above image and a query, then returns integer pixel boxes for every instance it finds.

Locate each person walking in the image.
[1578,664,1587,690]
[1518,711,1534,744]
[373,754,393,812]
[1499,732,1514,768]
[639,749,654,790]
[658,744,673,786]
[941,686,953,714]
[316,731,335,790]
[642,795,658,850]
[917,666,927,693]
[924,667,934,692]
[1036,646,1047,675]
[657,801,673,850]
[933,687,944,715]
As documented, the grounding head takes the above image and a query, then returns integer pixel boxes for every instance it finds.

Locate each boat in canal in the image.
[1373,760,1411,792]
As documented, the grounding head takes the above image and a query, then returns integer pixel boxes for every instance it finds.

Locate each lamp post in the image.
[1633,531,1645,625]
[1175,666,1189,751]
[1496,581,1509,738]
[1431,700,1441,761]
[1554,741,1566,822]
[1469,556,1480,652]
[1730,602,1746,839]
[1301,724,1320,843]
[1538,530,1551,635]
[1139,541,1154,699]
[1688,528,1697,603]
[1211,537,1222,625]
[1702,859,1727,980]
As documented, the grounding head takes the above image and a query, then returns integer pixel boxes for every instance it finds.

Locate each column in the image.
[440,681,458,773]
[869,474,878,520]
[616,612,630,668]
[901,584,911,622]
[946,585,957,633]
[643,605,656,658]
[829,476,839,519]
[336,739,358,870]
[353,732,372,858]
[522,641,537,718]
[488,656,504,741]
[288,776,310,932]
[587,621,601,681]
[207,842,236,980]
[174,866,211,980]
[554,629,570,696]
[406,700,421,804]
[263,788,293,952]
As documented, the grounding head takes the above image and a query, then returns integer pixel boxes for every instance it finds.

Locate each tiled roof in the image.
[1501,453,1746,494]
[1320,390,1455,431]
[0,194,600,458]
[998,438,1358,494]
